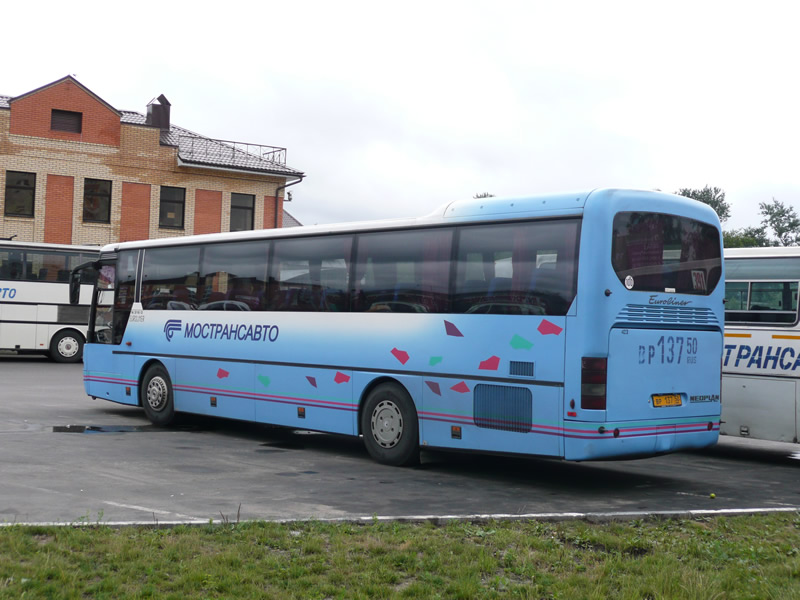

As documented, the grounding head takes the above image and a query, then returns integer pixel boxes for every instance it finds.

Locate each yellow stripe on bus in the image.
[724,333,752,338]
[772,334,800,340]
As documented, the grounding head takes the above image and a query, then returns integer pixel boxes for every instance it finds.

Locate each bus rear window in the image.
[612,212,721,295]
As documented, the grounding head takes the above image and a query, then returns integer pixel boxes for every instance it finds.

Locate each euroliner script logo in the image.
[164,319,182,342]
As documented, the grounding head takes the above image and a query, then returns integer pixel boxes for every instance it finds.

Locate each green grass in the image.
[1,514,799,599]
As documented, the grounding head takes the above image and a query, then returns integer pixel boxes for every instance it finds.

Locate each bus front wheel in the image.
[49,330,84,363]
[361,383,420,466]
[141,364,176,426]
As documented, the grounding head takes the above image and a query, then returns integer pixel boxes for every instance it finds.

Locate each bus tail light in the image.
[581,357,607,410]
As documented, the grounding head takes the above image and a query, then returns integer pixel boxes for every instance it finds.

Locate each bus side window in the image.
[0,251,23,280]
[725,281,799,324]
[141,246,201,310]
[21,251,66,282]
[749,281,794,312]
[724,281,748,310]
[354,229,452,314]
[270,236,352,312]
[453,220,579,316]
[197,240,269,311]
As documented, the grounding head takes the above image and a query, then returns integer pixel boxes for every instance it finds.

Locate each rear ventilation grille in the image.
[473,385,532,433]
[617,304,720,327]
[509,361,535,377]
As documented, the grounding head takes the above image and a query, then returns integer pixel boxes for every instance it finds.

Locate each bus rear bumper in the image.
[563,420,720,461]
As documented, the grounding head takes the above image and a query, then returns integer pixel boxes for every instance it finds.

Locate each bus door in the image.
[81,251,137,404]
[0,249,32,351]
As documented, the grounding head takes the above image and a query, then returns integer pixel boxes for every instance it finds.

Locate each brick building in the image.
[0,76,304,245]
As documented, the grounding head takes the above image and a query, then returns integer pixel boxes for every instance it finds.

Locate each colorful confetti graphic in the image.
[538,320,563,336]
[478,356,500,370]
[425,381,442,395]
[391,348,410,365]
[444,320,464,337]
[510,334,533,350]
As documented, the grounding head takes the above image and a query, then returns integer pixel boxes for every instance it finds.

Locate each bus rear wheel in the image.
[361,383,420,466]
[49,330,84,363]
[141,363,176,426]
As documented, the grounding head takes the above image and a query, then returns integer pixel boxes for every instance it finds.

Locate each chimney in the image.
[146,94,171,130]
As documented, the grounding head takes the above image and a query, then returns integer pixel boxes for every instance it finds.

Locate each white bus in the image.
[723,246,800,443]
[0,241,98,362]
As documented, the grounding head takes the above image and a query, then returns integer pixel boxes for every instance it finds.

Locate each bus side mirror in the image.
[69,270,82,305]
[70,261,97,305]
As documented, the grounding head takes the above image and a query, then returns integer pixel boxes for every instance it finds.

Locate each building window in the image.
[231,193,255,231]
[4,171,36,217]
[51,109,82,133]
[83,178,112,223]
[159,186,185,229]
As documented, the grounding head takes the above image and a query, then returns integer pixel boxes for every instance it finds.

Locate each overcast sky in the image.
[5,1,799,229]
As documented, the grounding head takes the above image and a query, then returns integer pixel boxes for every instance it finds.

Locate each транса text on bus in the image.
[722,246,800,444]
[0,241,98,362]
[71,189,724,465]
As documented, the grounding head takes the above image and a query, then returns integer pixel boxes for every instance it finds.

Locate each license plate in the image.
[653,393,682,407]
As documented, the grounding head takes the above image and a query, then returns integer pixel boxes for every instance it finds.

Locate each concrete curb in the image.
[2,506,798,528]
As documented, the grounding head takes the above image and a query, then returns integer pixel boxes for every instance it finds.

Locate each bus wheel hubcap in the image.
[371,400,403,449]
[146,377,168,412]
[58,336,78,358]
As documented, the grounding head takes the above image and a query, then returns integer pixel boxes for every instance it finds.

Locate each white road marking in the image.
[101,501,201,521]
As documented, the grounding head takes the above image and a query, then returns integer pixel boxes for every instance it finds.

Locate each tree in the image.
[759,198,800,246]
[723,226,771,248]
[674,186,731,223]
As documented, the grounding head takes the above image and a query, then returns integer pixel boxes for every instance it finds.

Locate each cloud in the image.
[4,0,799,229]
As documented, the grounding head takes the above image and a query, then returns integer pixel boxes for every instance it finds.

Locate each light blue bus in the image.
[72,189,724,465]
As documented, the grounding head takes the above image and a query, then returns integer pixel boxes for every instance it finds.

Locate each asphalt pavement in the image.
[1,354,798,525]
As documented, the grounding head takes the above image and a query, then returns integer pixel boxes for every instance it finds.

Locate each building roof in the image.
[1,81,303,181]
[119,110,303,179]
[4,75,122,117]
[282,210,302,227]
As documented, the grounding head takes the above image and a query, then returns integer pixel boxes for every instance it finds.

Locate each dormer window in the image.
[51,109,82,133]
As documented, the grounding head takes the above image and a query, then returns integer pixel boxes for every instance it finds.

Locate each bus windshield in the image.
[611,212,722,295]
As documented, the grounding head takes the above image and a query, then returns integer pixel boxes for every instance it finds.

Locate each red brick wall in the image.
[120,182,151,242]
[10,79,121,146]
[194,189,222,234]
[43,174,74,244]
[263,195,280,228]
